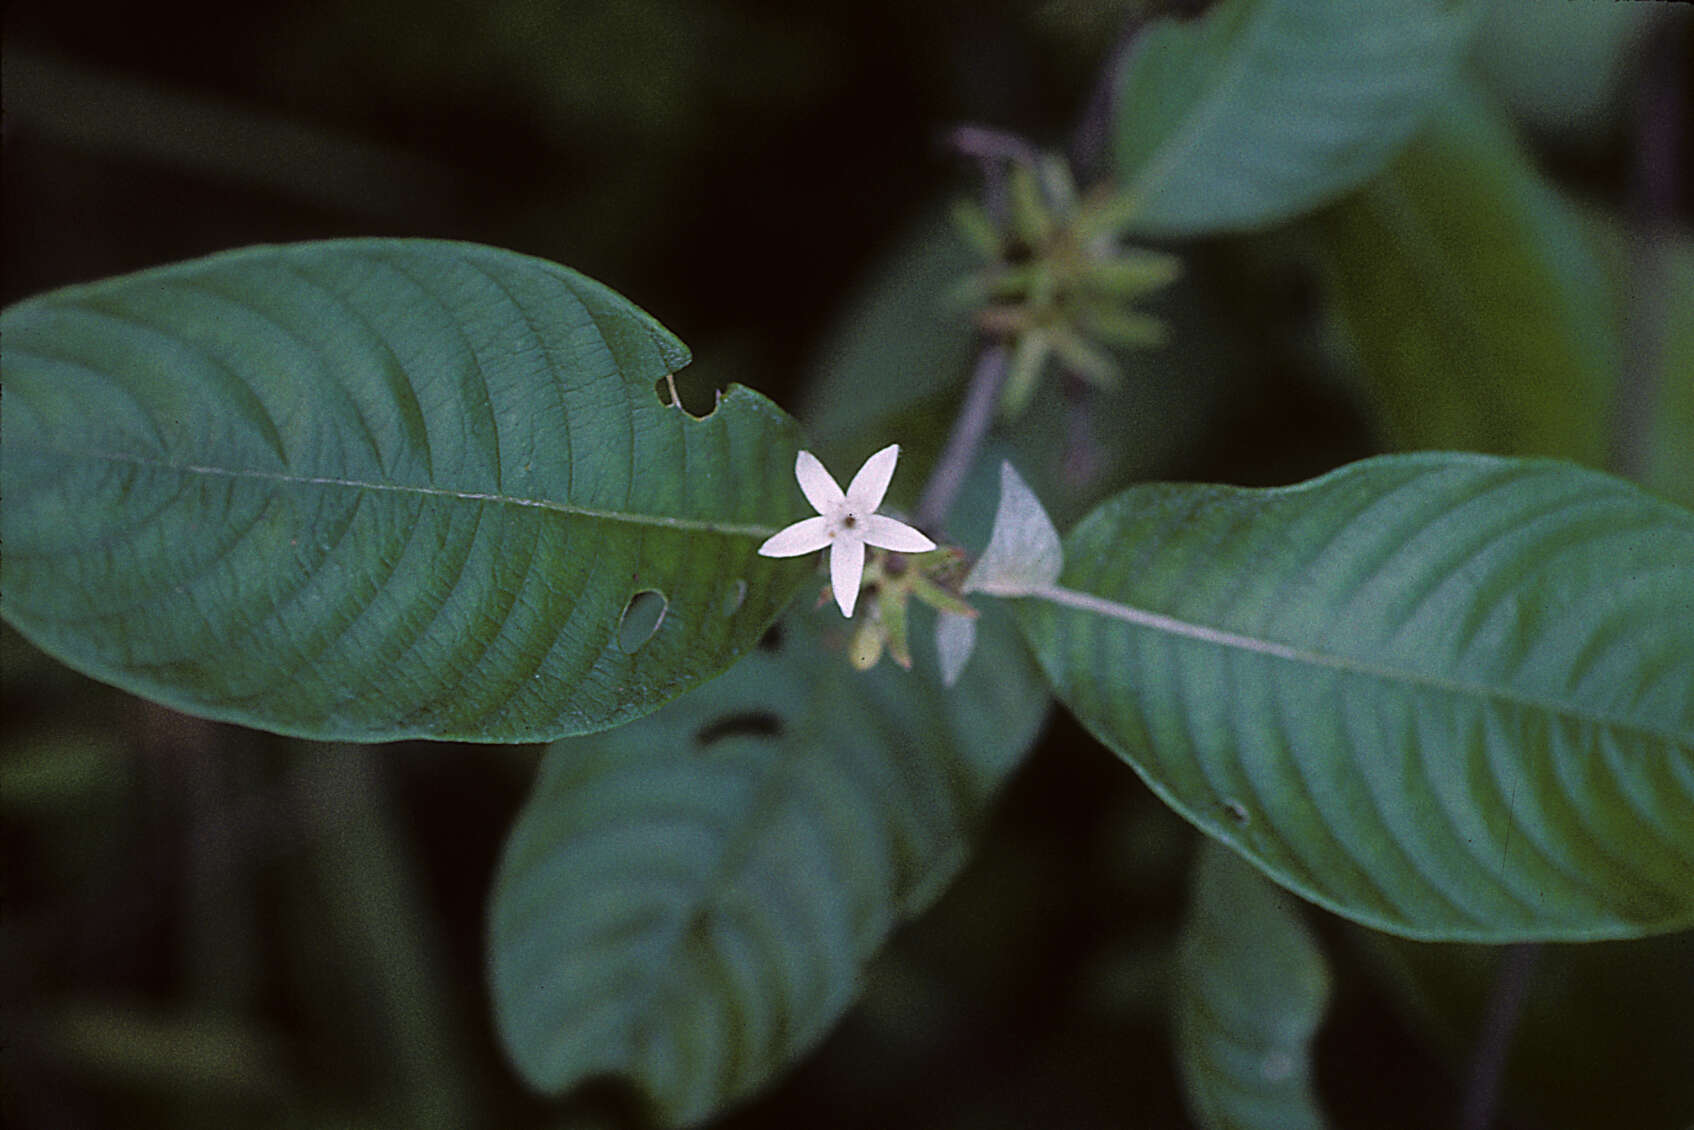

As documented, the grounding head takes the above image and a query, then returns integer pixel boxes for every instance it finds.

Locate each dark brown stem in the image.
[945,125,1041,223]
[1457,942,1540,1130]
[1069,10,1151,182]
[922,11,1171,533]
[915,343,1009,530]
[1612,29,1685,482]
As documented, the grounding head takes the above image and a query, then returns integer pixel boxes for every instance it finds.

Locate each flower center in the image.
[842,513,858,529]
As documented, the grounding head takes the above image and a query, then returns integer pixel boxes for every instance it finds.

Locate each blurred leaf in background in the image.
[1582,218,1694,510]
[1472,0,1678,144]
[1109,0,1475,236]
[1357,926,1694,1130]
[1175,843,1331,1130]
[1308,88,1618,467]
[490,596,1047,1125]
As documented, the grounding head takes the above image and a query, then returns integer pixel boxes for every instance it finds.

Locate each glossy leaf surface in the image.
[1,240,809,741]
[1112,0,1474,236]
[1019,454,1694,941]
[489,603,1049,1124]
[1176,842,1331,1130]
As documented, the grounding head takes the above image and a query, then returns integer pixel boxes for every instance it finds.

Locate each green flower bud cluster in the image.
[952,153,1181,417]
[848,547,976,673]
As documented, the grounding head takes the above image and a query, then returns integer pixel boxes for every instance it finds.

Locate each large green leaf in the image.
[1309,92,1618,466]
[489,601,1049,1126]
[1016,453,1694,941]
[1176,842,1331,1130]
[0,239,809,742]
[1111,0,1475,236]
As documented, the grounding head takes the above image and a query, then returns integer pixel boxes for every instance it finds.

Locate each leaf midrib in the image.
[14,443,782,539]
[1030,583,1692,748]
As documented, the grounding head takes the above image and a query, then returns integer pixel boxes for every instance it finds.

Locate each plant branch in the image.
[1069,10,1151,183]
[916,343,1009,531]
[1458,941,1540,1130]
[923,11,1179,538]
[946,125,1040,223]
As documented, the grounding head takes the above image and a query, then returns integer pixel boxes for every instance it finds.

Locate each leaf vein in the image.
[11,444,779,538]
[1031,582,1691,748]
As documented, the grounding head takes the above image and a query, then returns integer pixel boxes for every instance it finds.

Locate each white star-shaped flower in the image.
[758,444,937,617]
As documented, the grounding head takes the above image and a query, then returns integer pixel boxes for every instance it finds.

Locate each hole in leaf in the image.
[695,711,784,748]
[652,370,720,419]
[616,589,668,653]
[721,579,748,617]
[757,622,785,652]
[1223,800,1251,826]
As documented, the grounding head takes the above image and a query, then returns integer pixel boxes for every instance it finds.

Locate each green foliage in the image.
[488,602,1048,1125]
[1111,0,1475,236]
[1018,453,1694,941]
[1176,843,1331,1130]
[1310,91,1617,466]
[0,240,810,742]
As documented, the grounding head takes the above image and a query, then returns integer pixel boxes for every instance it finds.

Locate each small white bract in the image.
[758,444,936,617]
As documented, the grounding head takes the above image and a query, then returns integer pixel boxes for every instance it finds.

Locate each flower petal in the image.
[860,514,936,554]
[829,537,866,617]
[845,443,901,512]
[757,515,833,557]
[794,450,844,514]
